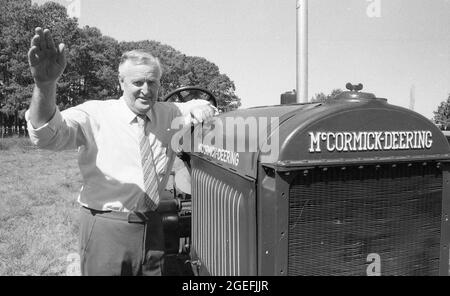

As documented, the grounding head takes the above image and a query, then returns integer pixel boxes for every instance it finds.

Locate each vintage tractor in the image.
[160,85,450,276]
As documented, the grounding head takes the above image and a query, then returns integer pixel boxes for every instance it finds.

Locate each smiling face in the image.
[119,60,161,115]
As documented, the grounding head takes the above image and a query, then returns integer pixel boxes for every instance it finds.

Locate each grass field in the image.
[0,137,81,275]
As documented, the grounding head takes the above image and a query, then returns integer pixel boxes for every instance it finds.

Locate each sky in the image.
[33,0,450,119]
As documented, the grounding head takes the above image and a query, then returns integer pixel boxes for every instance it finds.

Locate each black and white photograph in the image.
[0,0,449,281]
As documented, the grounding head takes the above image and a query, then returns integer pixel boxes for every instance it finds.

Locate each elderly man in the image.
[26,27,216,276]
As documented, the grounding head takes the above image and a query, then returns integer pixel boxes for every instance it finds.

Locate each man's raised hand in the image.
[28,27,67,84]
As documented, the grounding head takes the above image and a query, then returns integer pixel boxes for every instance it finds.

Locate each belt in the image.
[83,207,156,224]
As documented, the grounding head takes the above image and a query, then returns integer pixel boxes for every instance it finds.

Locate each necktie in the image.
[136,115,159,211]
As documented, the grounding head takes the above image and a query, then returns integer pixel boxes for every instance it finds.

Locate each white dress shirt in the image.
[25,97,202,212]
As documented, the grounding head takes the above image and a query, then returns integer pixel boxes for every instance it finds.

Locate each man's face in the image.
[119,61,161,115]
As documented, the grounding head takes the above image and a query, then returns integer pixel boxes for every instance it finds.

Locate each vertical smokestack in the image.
[296,0,308,103]
[409,84,416,111]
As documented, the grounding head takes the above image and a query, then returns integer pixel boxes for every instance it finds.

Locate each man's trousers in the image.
[79,206,165,276]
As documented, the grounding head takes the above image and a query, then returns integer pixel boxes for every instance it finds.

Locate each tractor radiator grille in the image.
[191,168,244,276]
[288,163,443,276]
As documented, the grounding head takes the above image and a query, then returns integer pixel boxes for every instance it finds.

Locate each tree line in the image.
[0,0,241,137]
[433,94,450,130]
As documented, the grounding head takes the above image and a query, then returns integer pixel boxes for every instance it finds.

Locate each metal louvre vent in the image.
[288,163,443,276]
[191,168,243,276]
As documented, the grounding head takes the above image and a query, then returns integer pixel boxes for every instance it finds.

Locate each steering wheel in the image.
[162,86,218,107]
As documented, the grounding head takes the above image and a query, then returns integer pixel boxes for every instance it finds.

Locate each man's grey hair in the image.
[118,50,162,78]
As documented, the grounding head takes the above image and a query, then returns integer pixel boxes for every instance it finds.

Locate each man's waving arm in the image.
[28,27,67,128]
[26,27,88,151]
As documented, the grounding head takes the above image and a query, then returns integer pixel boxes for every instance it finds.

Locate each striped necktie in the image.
[136,115,159,211]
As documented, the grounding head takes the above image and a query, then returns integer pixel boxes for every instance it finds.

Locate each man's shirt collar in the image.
[118,96,153,124]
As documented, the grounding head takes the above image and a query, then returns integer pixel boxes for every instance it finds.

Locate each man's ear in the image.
[118,75,124,90]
